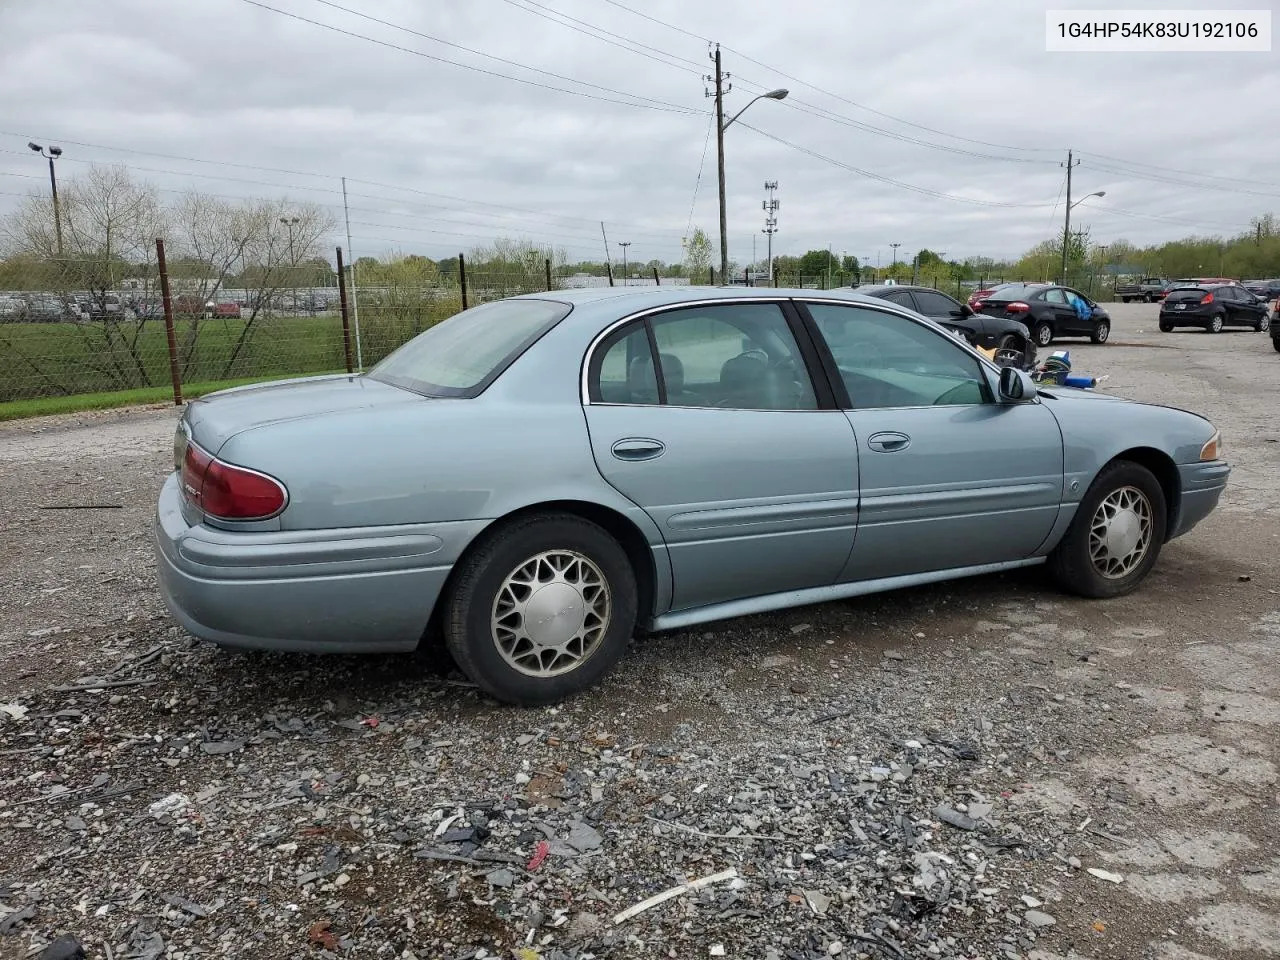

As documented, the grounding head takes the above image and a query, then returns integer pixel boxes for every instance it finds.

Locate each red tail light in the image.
[1006,301,1031,313]
[181,442,287,520]
[1200,292,1214,304]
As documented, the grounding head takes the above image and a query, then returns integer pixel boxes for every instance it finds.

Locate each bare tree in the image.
[2,164,166,390]
[219,200,334,378]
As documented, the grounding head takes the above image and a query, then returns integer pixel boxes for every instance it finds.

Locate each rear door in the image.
[581,301,860,613]
[801,300,1065,581]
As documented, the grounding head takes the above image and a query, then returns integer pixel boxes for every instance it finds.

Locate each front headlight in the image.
[1200,430,1222,461]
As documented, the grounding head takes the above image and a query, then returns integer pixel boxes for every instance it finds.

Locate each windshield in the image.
[368,298,571,398]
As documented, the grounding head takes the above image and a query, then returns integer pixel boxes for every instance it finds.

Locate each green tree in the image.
[797,249,837,277]
[683,228,713,278]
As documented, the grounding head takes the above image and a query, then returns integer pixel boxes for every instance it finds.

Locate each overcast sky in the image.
[1,0,1276,269]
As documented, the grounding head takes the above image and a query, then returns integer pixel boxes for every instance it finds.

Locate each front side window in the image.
[808,303,991,410]
[1044,288,1067,304]
[587,303,818,410]
[368,298,570,398]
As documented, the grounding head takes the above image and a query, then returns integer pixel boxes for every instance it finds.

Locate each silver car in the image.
[154,287,1230,705]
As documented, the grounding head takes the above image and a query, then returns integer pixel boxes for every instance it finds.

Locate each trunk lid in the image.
[183,374,422,455]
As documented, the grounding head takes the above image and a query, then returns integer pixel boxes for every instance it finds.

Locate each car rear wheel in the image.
[1090,319,1110,344]
[1207,315,1224,333]
[1158,320,1173,332]
[1047,460,1167,599]
[1257,314,1270,333]
[442,513,638,706]
[1033,321,1054,347]
[993,334,1026,368]
[1273,336,1280,353]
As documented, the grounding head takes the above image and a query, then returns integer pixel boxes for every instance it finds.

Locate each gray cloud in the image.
[1,0,1276,267]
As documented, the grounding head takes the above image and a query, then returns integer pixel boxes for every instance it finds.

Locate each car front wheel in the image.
[442,513,638,706]
[1090,319,1110,344]
[1047,460,1167,599]
[1033,321,1054,347]
[1257,314,1270,333]
[993,334,1026,368]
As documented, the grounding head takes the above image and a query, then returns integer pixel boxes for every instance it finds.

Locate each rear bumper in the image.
[1159,309,1215,326]
[1170,459,1230,539]
[153,474,486,653]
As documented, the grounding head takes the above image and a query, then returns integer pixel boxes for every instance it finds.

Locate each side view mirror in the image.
[959,303,975,317]
[998,365,1037,403]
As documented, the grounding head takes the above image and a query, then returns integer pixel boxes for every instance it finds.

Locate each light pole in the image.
[28,142,63,256]
[617,241,630,286]
[709,43,787,284]
[889,242,902,276]
[1062,176,1105,282]
[280,216,300,313]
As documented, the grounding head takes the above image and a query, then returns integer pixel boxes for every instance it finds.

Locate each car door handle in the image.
[611,438,665,461]
[867,431,911,453]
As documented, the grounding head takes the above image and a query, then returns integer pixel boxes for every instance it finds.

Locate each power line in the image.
[589,0,1063,156]
[0,138,679,238]
[737,122,1056,208]
[301,0,692,111]
[235,0,700,113]
[492,0,705,75]
[683,111,715,242]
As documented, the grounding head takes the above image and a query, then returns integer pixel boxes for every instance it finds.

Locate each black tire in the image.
[1047,460,1167,600]
[442,512,637,706]
[993,334,1025,368]
[1257,313,1270,333]
[1272,337,1280,353]
[1033,321,1054,347]
[1090,319,1110,344]
[1158,321,1173,333]
[1206,314,1224,333]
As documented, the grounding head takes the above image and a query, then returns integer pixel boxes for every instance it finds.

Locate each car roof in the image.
[507,283,881,311]
[857,284,951,296]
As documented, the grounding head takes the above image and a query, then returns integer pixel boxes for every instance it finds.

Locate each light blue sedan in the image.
[154,287,1230,705]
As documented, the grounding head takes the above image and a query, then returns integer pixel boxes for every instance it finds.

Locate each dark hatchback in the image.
[858,283,1037,369]
[1159,284,1271,334]
[971,283,1112,348]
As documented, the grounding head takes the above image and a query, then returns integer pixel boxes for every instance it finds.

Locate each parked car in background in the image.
[1159,283,1270,333]
[1243,278,1280,302]
[0,295,26,320]
[970,283,1112,347]
[967,282,1020,310]
[154,286,1228,706]
[858,283,1036,369]
[1115,277,1172,302]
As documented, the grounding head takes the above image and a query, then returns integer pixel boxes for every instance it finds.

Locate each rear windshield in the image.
[368,298,571,398]
[1166,286,1207,296]
[983,284,1040,300]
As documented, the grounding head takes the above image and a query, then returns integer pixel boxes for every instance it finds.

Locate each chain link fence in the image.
[0,250,699,409]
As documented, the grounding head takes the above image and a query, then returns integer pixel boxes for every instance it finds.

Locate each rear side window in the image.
[368,298,570,398]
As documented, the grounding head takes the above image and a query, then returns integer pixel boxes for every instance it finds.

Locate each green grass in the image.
[0,373,350,422]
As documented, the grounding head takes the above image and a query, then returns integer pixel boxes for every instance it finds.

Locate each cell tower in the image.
[762,181,779,284]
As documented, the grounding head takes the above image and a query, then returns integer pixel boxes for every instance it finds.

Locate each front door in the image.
[582,301,861,613]
[801,300,1066,582]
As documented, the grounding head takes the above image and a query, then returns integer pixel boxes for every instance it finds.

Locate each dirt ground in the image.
[1,301,1277,960]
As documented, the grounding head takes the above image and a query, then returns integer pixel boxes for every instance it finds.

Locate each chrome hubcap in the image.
[491,550,610,677]
[1089,486,1153,579]
[1096,324,1109,341]
[1037,326,1052,345]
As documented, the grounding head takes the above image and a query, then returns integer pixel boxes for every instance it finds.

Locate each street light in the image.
[28,142,64,256]
[1062,190,1105,281]
[617,241,631,287]
[710,44,787,284]
[280,216,300,314]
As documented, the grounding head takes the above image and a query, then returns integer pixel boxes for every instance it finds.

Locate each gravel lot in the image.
[1,302,1278,960]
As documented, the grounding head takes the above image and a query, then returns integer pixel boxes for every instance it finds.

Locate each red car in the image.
[969,282,1041,311]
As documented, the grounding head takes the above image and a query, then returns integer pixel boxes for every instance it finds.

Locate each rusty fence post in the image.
[545,258,553,291]
[155,237,183,406]
[652,266,660,285]
[335,245,354,374]
[458,252,468,310]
